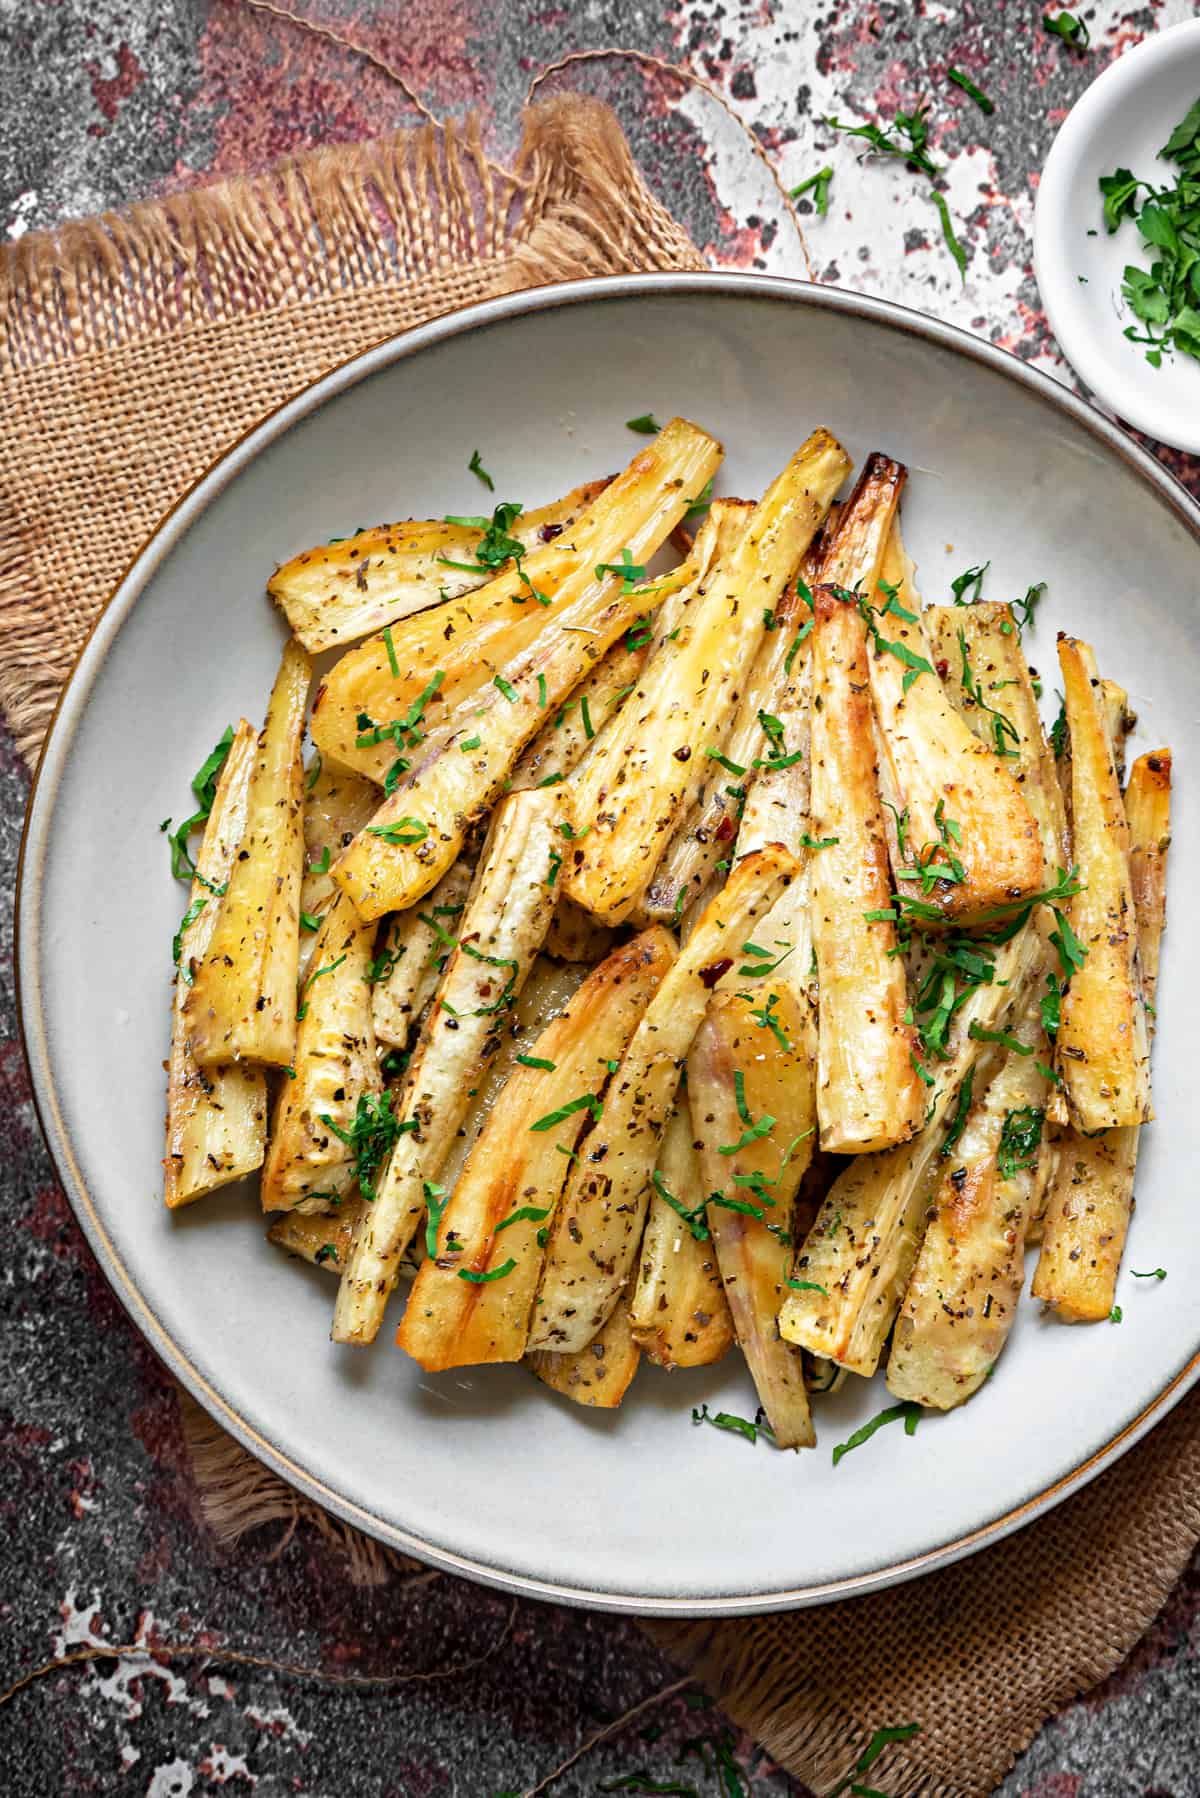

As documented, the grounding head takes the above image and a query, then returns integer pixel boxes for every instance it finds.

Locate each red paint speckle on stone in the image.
[86,42,146,123]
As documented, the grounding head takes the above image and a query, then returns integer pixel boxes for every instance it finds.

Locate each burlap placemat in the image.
[5,97,1198,1798]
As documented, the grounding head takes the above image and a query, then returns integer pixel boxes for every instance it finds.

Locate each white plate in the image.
[1034,20,1200,452]
[18,275,1200,1614]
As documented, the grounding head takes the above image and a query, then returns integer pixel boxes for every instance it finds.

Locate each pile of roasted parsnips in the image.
[164,417,1172,1446]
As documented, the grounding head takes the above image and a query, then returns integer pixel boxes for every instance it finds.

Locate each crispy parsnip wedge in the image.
[926,600,1068,884]
[185,639,310,1069]
[268,1202,364,1271]
[781,917,1045,1375]
[164,722,268,1208]
[271,481,608,653]
[529,846,799,1352]
[528,1303,641,1409]
[869,528,1043,924]
[333,788,564,1343]
[509,635,648,794]
[887,993,1052,1408]
[809,583,924,1153]
[397,929,674,1371]
[1126,748,1171,1016]
[1055,636,1151,1130]
[1103,679,1136,784]
[1031,1127,1140,1322]
[260,895,380,1213]
[564,430,851,923]
[370,857,476,1049]
[313,420,721,784]
[629,1095,735,1370]
[1033,746,1171,1321]
[299,759,378,973]
[688,985,818,1446]
[545,896,616,964]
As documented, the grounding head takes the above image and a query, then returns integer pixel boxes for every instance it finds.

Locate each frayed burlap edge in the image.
[0,96,703,765]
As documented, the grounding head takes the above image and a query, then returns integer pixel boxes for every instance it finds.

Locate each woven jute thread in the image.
[5,91,1199,1798]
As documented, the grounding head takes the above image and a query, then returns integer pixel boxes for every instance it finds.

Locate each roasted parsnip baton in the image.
[527,1303,641,1410]
[185,638,310,1069]
[370,856,476,1050]
[817,451,904,592]
[689,984,818,1447]
[396,928,675,1371]
[268,1201,364,1272]
[1033,746,1171,1321]
[887,989,1053,1408]
[260,894,381,1213]
[1054,636,1151,1131]
[1126,748,1171,1016]
[629,1095,735,1370]
[868,528,1043,924]
[564,430,851,923]
[313,420,722,783]
[529,846,800,1352]
[641,574,813,922]
[299,758,379,975]
[333,788,565,1344]
[925,600,1069,884]
[809,583,924,1153]
[271,480,609,653]
[781,915,1045,1375]
[164,721,267,1208]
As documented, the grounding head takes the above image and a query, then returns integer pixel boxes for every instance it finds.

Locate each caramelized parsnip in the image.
[185,639,310,1069]
[629,1096,735,1370]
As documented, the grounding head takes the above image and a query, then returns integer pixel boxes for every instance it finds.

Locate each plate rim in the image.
[16,269,1200,1617]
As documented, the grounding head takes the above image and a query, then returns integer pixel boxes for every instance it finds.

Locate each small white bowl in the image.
[1034,19,1200,453]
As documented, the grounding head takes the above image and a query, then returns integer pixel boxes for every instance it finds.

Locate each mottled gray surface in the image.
[3,1,1200,1794]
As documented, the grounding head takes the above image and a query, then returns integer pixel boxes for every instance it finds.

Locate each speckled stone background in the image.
[3,3,1200,1794]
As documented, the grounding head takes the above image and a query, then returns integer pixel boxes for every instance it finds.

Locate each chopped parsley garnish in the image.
[468,448,494,490]
[1040,974,1062,1040]
[736,939,794,978]
[831,1401,921,1466]
[683,477,714,522]
[493,674,519,704]
[495,1204,552,1234]
[1100,97,1200,369]
[458,1258,517,1285]
[786,1277,828,1295]
[783,617,813,676]
[172,896,207,980]
[310,845,332,875]
[940,1067,974,1158]
[460,733,482,752]
[625,413,662,434]
[746,990,791,1051]
[652,1170,710,1243]
[306,751,322,791]
[1049,696,1068,759]
[829,1722,922,1798]
[1132,1267,1168,1281]
[314,1242,339,1265]
[691,1402,775,1445]
[595,547,647,592]
[789,165,834,213]
[951,562,989,605]
[382,625,399,678]
[516,1053,556,1071]
[704,746,747,776]
[299,910,322,932]
[319,1091,408,1201]
[529,1092,602,1132]
[163,725,234,881]
[305,952,347,990]
[424,1181,449,1258]
[1048,904,1088,978]
[998,1106,1044,1180]
[1013,581,1047,635]
[1044,9,1089,51]
[825,101,966,276]
[969,1021,1035,1055]
[367,816,429,847]
[1110,1305,1123,1323]
[947,66,993,115]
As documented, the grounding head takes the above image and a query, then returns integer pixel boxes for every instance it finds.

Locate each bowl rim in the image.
[16,269,1200,1616]
[1033,17,1200,453]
